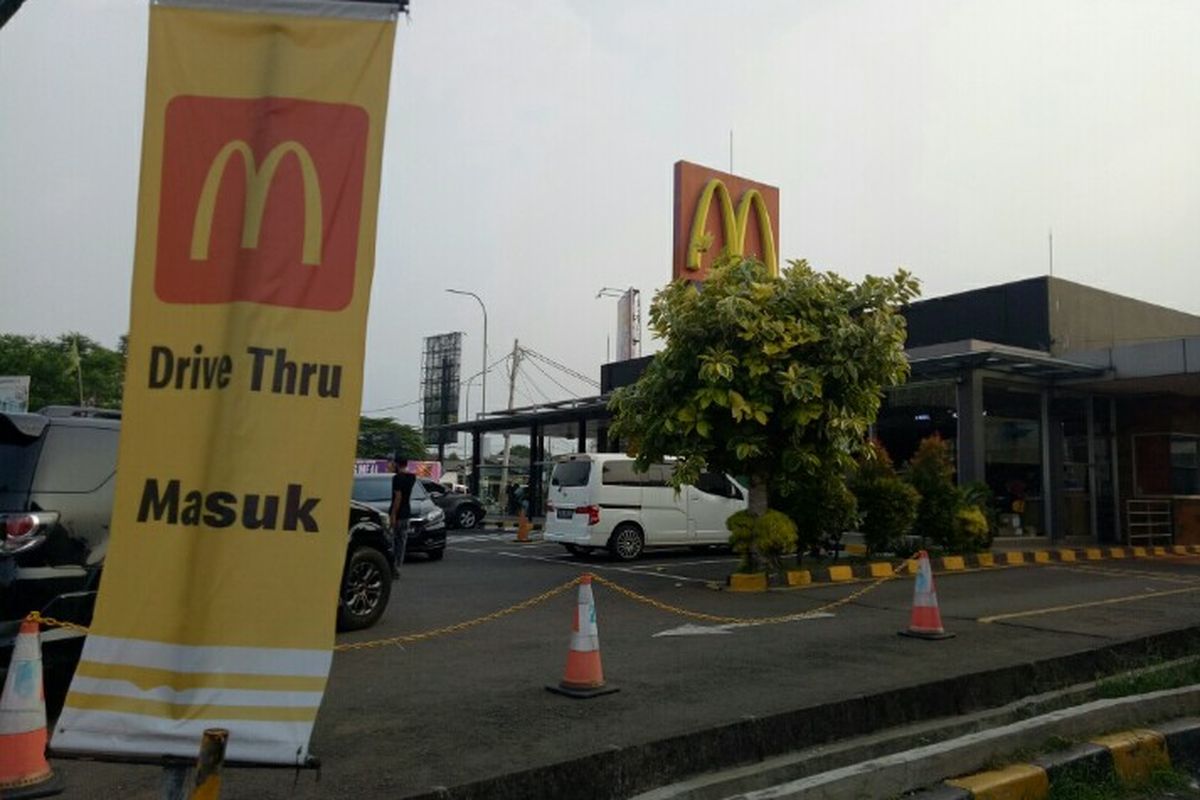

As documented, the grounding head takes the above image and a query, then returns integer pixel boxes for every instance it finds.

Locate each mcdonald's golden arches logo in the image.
[155,95,369,311]
[672,161,780,282]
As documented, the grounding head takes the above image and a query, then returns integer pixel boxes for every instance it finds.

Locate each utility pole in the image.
[1049,228,1054,277]
[498,339,521,503]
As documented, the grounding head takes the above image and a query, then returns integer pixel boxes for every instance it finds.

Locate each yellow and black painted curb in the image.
[753,544,1200,591]
[916,719,1200,799]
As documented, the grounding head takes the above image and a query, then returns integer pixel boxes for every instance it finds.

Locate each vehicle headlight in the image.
[425,508,444,524]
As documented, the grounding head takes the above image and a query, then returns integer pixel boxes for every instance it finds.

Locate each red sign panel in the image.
[672,160,779,282]
[155,95,368,311]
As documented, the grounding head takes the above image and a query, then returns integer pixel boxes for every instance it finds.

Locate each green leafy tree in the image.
[609,257,919,524]
[357,417,427,460]
[0,333,125,410]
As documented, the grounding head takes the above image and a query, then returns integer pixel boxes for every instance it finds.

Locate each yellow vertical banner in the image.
[51,0,398,764]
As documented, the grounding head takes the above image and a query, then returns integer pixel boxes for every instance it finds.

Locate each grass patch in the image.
[1096,658,1200,699]
[1048,765,1198,800]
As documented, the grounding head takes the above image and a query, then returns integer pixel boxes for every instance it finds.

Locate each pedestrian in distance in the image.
[389,454,416,569]
[506,481,518,516]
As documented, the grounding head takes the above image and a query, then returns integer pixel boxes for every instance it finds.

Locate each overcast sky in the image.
[3,0,1199,435]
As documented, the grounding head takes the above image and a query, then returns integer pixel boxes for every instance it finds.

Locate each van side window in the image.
[601,460,643,486]
[695,472,734,498]
[642,463,675,487]
[551,460,591,487]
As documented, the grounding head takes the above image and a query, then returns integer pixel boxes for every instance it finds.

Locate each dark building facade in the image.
[878,277,1200,545]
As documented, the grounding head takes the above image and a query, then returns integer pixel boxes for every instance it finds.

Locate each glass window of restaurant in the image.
[875,381,958,468]
[982,382,1044,537]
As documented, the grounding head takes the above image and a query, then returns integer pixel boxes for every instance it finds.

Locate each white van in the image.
[543,453,748,560]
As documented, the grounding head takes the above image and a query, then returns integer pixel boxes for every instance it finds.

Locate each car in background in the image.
[351,474,447,560]
[419,478,486,530]
[0,407,398,674]
[543,453,747,561]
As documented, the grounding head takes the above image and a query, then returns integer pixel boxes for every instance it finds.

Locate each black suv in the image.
[0,408,398,664]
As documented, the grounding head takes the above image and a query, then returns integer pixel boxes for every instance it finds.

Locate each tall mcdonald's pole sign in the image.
[672,160,780,282]
[52,0,400,765]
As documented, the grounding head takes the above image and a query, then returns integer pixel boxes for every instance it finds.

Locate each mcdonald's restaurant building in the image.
[447,275,1200,546]
[443,163,1200,545]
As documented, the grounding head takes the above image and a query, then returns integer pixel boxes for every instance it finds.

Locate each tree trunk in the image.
[748,473,770,517]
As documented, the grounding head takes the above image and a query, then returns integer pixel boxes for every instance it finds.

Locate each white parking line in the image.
[627,557,739,570]
[495,551,714,584]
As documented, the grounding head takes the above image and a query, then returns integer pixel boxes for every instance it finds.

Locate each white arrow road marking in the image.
[653,613,835,637]
[653,624,735,637]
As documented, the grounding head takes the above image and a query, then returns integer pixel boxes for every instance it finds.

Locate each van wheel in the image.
[608,524,644,562]
[564,544,594,557]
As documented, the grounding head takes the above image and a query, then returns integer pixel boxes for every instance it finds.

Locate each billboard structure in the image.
[421,332,463,445]
[672,160,779,282]
[615,288,642,361]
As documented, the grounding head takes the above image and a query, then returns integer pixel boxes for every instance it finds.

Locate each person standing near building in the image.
[389,455,416,568]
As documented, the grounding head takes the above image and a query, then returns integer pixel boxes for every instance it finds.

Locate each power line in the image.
[517,363,554,404]
[361,397,422,414]
[363,350,512,415]
[521,347,600,390]
[523,355,577,398]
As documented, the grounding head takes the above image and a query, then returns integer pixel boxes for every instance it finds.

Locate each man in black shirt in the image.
[389,455,416,567]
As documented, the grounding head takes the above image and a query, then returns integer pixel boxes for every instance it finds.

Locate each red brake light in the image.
[575,505,600,526]
[5,514,36,539]
[1,511,57,555]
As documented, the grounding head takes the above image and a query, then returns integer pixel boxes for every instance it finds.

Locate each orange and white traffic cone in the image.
[547,575,619,698]
[899,551,955,640]
[0,619,63,798]
[514,510,533,544]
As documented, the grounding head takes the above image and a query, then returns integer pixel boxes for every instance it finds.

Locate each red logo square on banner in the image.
[155,96,368,311]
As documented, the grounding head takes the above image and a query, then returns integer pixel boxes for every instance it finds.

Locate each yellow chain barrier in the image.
[24,611,90,635]
[591,560,905,626]
[333,575,586,651]
[23,561,908,651]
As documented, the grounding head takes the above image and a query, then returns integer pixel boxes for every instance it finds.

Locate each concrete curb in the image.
[752,544,1200,591]
[908,717,1200,799]
[406,625,1200,800]
[732,690,1200,800]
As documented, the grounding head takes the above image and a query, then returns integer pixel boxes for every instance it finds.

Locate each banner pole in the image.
[161,761,190,800]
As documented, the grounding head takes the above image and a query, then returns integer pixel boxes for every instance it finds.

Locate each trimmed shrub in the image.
[954,505,990,552]
[851,441,920,556]
[726,509,800,580]
[906,434,959,548]
[783,471,858,563]
[727,510,757,573]
[855,475,920,556]
[755,510,799,580]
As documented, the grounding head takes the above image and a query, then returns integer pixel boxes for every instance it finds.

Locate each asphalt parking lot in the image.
[50,533,1200,799]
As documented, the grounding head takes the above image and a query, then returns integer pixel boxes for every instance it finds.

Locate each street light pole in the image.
[446,289,487,421]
